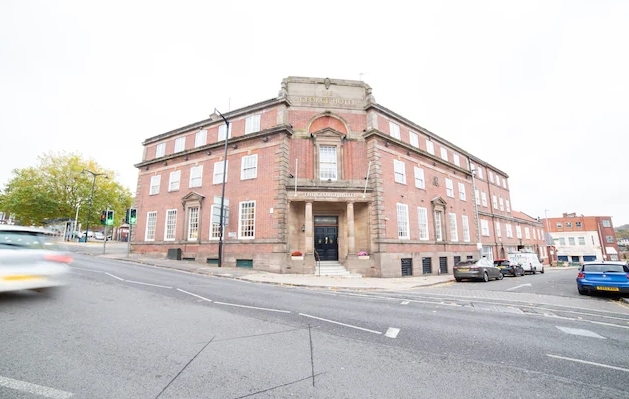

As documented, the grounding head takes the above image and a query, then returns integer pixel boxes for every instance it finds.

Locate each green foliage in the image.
[616,224,629,240]
[0,151,133,227]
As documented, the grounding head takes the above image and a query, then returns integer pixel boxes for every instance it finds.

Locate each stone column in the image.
[347,201,355,255]
[305,201,313,254]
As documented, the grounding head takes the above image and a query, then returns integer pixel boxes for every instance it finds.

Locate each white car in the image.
[0,226,72,294]
[508,251,545,274]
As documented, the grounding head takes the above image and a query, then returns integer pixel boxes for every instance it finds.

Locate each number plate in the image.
[3,275,43,281]
[596,286,619,292]
[458,268,469,272]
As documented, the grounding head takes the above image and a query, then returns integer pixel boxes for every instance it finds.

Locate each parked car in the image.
[454,258,503,282]
[508,251,544,274]
[0,226,72,295]
[494,259,525,277]
[576,261,629,295]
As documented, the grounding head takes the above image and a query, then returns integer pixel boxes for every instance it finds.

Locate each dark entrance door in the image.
[314,226,338,261]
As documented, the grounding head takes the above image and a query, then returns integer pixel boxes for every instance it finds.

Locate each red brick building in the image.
[131,76,547,277]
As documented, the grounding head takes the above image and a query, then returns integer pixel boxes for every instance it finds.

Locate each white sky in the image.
[1,0,627,225]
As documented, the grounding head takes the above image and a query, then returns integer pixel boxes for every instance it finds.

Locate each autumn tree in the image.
[0,152,133,228]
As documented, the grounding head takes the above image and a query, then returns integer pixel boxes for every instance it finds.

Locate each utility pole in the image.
[82,169,108,243]
[214,108,230,268]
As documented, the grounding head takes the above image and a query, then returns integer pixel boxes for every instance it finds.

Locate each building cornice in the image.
[479,210,544,227]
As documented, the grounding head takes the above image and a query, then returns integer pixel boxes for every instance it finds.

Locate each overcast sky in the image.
[1,0,627,226]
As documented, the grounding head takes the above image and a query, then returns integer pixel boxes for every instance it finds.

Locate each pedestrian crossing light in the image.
[129,208,137,225]
[106,210,114,226]
[100,211,107,225]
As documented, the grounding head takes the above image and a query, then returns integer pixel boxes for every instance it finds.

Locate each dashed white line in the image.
[555,326,606,339]
[214,301,291,313]
[104,272,124,281]
[69,267,102,273]
[124,280,172,289]
[176,289,212,302]
[400,301,410,305]
[299,313,382,335]
[547,354,629,373]
[506,283,532,291]
[0,375,73,398]
[385,327,401,338]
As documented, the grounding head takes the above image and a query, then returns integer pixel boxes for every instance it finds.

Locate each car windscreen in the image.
[582,264,629,273]
[494,261,510,266]
[0,231,51,249]
[457,260,477,266]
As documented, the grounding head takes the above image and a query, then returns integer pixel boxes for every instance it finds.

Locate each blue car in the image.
[576,261,629,295]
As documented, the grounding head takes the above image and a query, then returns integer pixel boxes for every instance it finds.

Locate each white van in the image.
[508,252,544,274]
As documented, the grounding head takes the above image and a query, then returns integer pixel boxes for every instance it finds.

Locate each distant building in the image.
[542,212,620,262]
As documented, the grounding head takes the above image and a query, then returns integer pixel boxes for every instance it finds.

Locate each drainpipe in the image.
[596,218,607,260]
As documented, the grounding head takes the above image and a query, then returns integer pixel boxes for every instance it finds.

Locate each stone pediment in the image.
[310,127,346,140]
[182,191,205,207]
[431,196,447,207]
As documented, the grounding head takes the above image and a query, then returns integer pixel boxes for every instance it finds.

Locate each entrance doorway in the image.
[314,216,338,261]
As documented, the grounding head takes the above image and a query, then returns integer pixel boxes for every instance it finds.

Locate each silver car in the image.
[0,226,72,295]
[454,258,503,282]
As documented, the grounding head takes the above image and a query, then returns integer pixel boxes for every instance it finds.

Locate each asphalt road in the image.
[1,255,629,399]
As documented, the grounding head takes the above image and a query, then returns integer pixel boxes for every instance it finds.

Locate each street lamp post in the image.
[214,108,230,268]
[82,169,108,243]
[471,166,483,259]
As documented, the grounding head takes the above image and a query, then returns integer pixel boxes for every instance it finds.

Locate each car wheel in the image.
[540,267,545,274]
[578,287,588,295]
[455,278,462,282]
[31,287,59,297]
[497,273,504,280]
[482,272,489,282]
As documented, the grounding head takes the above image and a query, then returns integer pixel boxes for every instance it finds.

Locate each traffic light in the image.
[124,209,130,224]
[106,210,114,226]
[100,211,107,225]
[129,208,137,225]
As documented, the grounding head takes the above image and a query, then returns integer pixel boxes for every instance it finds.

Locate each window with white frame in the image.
[145,211,157,241]
[481,191,487,207]
[489,171,494,183]
[516,225,522,239]
[418,207,429,240]
[533,228,537,240]
[394,160,406,184]
[462,215,470,242]
[414,166,425,189]
[434,210,443,241]
[245,114,261,134]
[319,146,337,180]
[449,213,458,242]
[426,139,434,155]
[396,203,409,239]
[602,219,611,227]
[218,123,232,141]
[578,237,585,245]
[475,189,480,205]
[188,207,199,240]
[164,209,177,241]
[189,165,203,188]
[168,170,180,192]
[556,222,563,228]
[195,130,207,148]
[174,137,185,153]
[477,167,484,179]
[453,153,460,167]
[209,205,222,240]
[213,160,228,184]
[576,221,582,227]
[150,175,161,195]
[538,229,543,240]
[502,177,507,188]
[525,227,531,239]
[440,147,448,161]
[506,224,513,238]
[241,154,258,180]
[499,197,504,211]
[481,219,490,236]
[569,237,576,245]
[495,221,501,238]
[445,178,454,197]
[389,121,401,140]
[409,131,419,148]
[458,182,466,201]
[239,201,256,239]
[505,199,510,213]
[559,237,566,245]
[155,143,166,158]
[492,195,498,210]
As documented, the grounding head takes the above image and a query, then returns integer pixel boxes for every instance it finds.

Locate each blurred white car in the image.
[0,226,72,294]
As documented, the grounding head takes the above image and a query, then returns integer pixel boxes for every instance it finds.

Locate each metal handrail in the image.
[313,250,321,276]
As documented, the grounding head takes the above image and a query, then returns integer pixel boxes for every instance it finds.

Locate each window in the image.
[241,154,258,180]
[606,235,615,243]
[213,160,228,184]
[576,221,582,228]
[502,178,507,189]
[440,147,448,161]
[481,219,490,236]
[489,171,494,183]
[505,200,510,213]
[533,228,537,240]
[389,121,400,140]
[245,114,261,134]
[568,237,575,245]
[155,143,165,158]
[434,211,443,241]
[174,137,185,153]
[239,201,256,239]
[516,225,522,239]
[475,189,480,205]
[558,237,566,246]
[168,170,180,192]
[210,205,222,240]
[578,237,586,245]
[195,130,207,148]
[458,182,466,201]
[189,165,203,188]
[506,224,513,238]
[426,140,434,155]
[396,203,409,239]
[409,132,419,148]
[319,146,337,180]
[418,207,429,240]
[525,227,530,239]
[556,222,563,228]
[602,220,611,228]
[492,195,498,210]
[445,178,454,198]
[481,192,487,207]
[187,207,199,240]
[453,154,460,167]
[495,222,501,238]
[164,209,177,241]
[499,198,504,211]
[145,211,157,241]
[150,175,161,195]
[413,166,425,189]
[477,167,484,180]
[394,160,406,184]
[462,215,470,242]
[566,222,572,228]
[218,123,232,141]
[449,213,458,242]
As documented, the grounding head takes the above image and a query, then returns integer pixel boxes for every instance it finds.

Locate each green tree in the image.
[0,152,133,228]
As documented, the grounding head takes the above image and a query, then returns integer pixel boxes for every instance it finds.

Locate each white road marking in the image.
[506,283,532,291]
[299,313,382,335]
[400,301,410,305]
[555,326,606,339]
[385,327,400,338]
[214,301,291,313]
[124,280,172,289]
[547,354,629,373]
[104,272,124,281]
[176,288,212,302]
[69,267,102,273]
[0,375,73,398]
